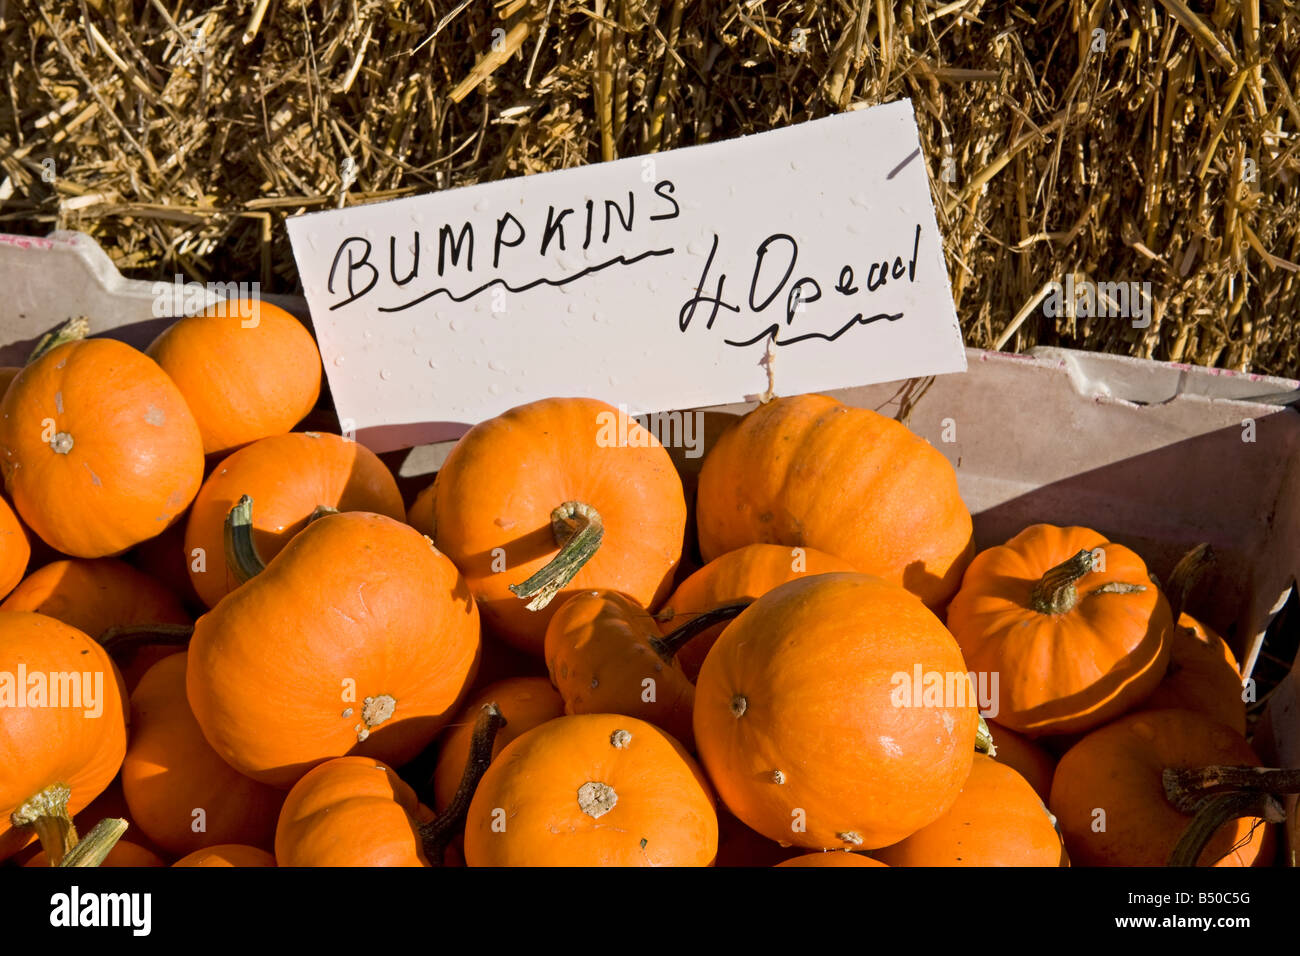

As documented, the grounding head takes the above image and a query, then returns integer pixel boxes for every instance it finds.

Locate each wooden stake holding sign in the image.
[286,99,965,452]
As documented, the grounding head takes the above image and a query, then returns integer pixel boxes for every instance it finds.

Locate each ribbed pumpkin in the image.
[0,339,205,557]
[407,481,436,539]
[694,573,977,850]
[431,677,563,812]
[275,758,429,867]
[1050,709,1273,867]
[0,612,128,862]
[0,495,28,601]
[122,653,284,855]
[657,544,855,681]
[187,511,480,787]
[875,755,1067,866]
[945,524,1172,736]
[464,714,717,866]
[1,558,190,690]
[431,398,686,656]
[984,721,1056,803]
[146,299,322,457]
[775,852,888,867]
[695,395,973,608]
[1143,613,1246,735]
[184,431,404,608]
[173,844,276,867]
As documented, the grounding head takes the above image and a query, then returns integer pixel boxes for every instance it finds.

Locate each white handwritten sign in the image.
[286,99,964,451]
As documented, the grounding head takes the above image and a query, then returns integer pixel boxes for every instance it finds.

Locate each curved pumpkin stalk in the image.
[508,501,604,611]
[975,715,997,756]
[225,494,267,583]
[28,316,90,363]
[420,701,506,866]
[649,601,752,660]
[100,623,194,657]
[1164,765,1300,866]
[58,818,129,868]
[10,783,128,866]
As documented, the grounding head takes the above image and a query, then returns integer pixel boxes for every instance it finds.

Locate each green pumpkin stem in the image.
[99,623,194,658]
[509,501,604,611]
[651,602,752,660]
[224,495,267,584]
[975,715,997,756]
[1164,765,1299,866]
[58,818,128,868]
[28,316,90,363]
[1028,549,1096,614]
[10,784,78,865]
[420,702,506,866]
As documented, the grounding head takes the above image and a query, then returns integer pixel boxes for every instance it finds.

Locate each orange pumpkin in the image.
[275,757,429,867]
[146,299,322,457]
[695,395,974,608]
[407,481,436,538]
[277,704,503,867]
[26,839,165,867]
[875,755,1067,866]
[432,398,686,656]
[775,852,888,867]
[1142,613,1246,735]
[173,844,276,867]
[122,653,284,855]
[543,590,744,749]
[1,558,190,690]
[984,720,1056,803]
[945,524,1172,736]
[657,543,855,681]
[464,714,718,866]
[184,431,404,608]
[187,510,480,787]
[0,495,28,601]
[431,677,563,812]
[0,612,128,862]
[0,339,204,557]
[694,573,977,850]
[1050,708,1273,866]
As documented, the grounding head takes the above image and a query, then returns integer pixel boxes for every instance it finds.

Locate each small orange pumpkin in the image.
[275,757,430,867]
[695,394,974,608]
[775,852,888,867]
[0,495,28,601]
[173,844,276,867]
[694,573,978,850]
[875,754,1067,866]
[186,510,480,787]
[431,677,563,812]
[657,543,855,681]
[464,714,718,866]
[0,338,205,557]
[122,653,284,855]
[146,299,322,457]
[0,612,129,862]
[432,398,686,656]
[1,558,190,690]
[945,524,1173,736]
[184,431,404,608]
[543,591,744,749]
[1143,613,1246,735]
[1050,708,1273,867]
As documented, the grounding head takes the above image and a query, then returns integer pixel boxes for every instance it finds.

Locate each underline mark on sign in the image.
[887,148,921,180]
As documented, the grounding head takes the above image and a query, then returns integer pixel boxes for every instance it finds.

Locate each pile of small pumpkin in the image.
[0,300,1287,868]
